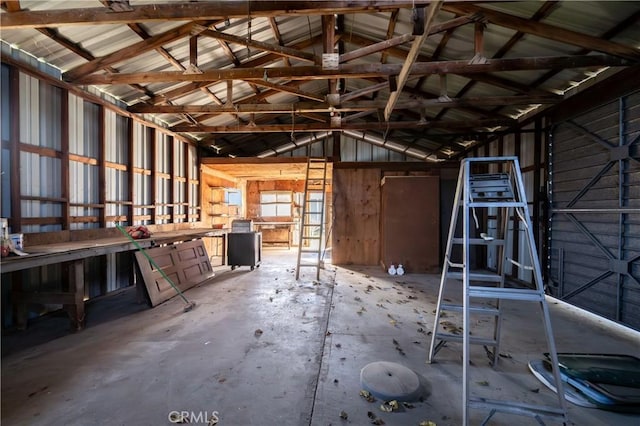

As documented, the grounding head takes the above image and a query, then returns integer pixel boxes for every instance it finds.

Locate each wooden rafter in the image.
[71,55,631,85]
[268,17,291,67]
[62,21,219,81]
[384,0,443,120]
[0,1,432,29]
[147,35,323,106]
[347,33,555,96]
[1,0,21,12]
[199,28,318,63]
[380,8,400,65]
[170,118,516,133]
[436,0,560,120]
[443,3,640,61]
[250,80,325,103]
[129,95,562,114]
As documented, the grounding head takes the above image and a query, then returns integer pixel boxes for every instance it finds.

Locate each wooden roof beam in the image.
[170,118,516,133]
[199,28,319,63]
[436,0,560,120]
[384,0,443,120]
[1,1,433,29]
[250,80,325,102]
[129,95,562,114]
[268,17,291,68]
[348,33,553,96]
[73,55,631,85]
[443,3,640,61]
[63,20,218,81]
[381,8,400,65]
[147,35,322,105]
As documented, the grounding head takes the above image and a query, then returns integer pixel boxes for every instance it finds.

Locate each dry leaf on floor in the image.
[477,380,489,386]
[339,410,348,420]
[380,400,399,412]
[392,339,399,345]
[419,421,437,426]
[254,328,263,337]
[359,389,376,402]
[367,411,385,424]
[402,402,415,409]
[355,296,362,302]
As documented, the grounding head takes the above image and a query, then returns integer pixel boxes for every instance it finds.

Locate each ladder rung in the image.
[435,333,496,346]
[469,397,566,419]
[298,263,320,267]
[468,286,544,301]
[468,201,527,208]
[507,257,534,271]
[452,238,505,245]
[440,304,499,316]
[446,259,465,268]
[300,249,320,253]
[447,272,502,282]
[301,236,321,241]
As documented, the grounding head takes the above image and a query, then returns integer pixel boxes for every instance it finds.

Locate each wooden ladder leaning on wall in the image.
[295,157,328,281]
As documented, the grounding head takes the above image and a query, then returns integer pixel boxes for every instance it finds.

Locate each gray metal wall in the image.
[549,90,640,329]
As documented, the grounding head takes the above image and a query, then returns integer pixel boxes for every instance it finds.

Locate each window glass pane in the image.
[276,204,292,216]
[276,192,292,202]
[261,204,277,216]
[261,193,276,203]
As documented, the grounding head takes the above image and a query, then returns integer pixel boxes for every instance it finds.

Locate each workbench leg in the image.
[63,260,85,331]
[222,234,227,266]
[132,258,147,304]
[12,272,28,330]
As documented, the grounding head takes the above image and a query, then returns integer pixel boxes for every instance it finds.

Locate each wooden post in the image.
[150,127,157,223]
[61,90,70,230]
[9,65,21,233]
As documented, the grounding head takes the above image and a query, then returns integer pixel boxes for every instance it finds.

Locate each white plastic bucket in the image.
[9,233,23,250]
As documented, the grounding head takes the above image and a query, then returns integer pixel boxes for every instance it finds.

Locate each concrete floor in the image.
[2,248,639,426]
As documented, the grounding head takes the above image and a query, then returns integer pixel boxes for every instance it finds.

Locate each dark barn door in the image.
[549,90,640,329]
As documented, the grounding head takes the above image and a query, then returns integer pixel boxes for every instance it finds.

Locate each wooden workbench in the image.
[252,221,296,249]
[1,228,228,331]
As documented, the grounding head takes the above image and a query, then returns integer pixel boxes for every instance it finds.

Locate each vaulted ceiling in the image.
[1,1,639,160]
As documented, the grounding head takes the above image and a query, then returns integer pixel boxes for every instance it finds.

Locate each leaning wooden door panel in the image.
[135,239,214,307]
[381,176,440,273]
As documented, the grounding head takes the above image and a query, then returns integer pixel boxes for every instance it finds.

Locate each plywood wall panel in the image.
[332,168,380,265]
[381,176,440,273]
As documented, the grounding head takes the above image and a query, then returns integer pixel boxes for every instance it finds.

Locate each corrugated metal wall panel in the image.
[1,62,205,326]
[550,90,640,329]
[39,81,61,150]
[19,72,39,146]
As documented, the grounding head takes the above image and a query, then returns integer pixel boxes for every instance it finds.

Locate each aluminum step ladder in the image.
[427,156,568,425]
[295,157,328,280]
